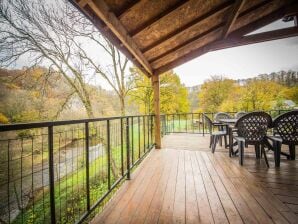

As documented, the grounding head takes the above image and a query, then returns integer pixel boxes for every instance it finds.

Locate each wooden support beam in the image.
[86,0,153,74]
[230,2,297,38]
[222,0,245,38]
[211,27,298,52]
[154,26,298,75]
[152,74,161,149]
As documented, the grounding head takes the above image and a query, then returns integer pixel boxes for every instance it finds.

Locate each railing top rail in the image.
[0,114,154,132]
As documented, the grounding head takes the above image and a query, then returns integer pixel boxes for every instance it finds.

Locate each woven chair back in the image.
[273,110,298,144]
[235,112,272,142]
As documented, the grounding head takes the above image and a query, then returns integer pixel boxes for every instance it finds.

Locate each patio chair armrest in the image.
[212,122,223,126]
[233,136,245,143]
[266,135,282,143]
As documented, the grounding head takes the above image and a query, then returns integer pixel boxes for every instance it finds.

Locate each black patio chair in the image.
[214,112,232,147]
[267,110,298,167]
[203,114,227,153]
[234,112,272,167]
[235,111,247,119]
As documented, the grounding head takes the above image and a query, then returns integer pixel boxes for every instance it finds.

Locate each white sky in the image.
[173,20,298,86]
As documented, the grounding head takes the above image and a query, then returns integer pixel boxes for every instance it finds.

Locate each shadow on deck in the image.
[92,134,298,224]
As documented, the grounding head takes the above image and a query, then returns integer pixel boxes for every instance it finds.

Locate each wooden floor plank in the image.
[196,152,229,224]
[128,150,173,224]
[144,150,178,224]
[190,150,214,224]
[91,149,159,223]
[158,150,179,224]
[95,150,161,224]
[91,134,298,224]
[201,152,243,224]
[207,153,260,224]
[184,151,200,224]
[116,151,165,224]
[172,150,186,224]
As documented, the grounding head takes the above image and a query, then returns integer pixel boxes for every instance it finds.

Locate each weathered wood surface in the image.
[91,134,298,224]
[73,0,298,75]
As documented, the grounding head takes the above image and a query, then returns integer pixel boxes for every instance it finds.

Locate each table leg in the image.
[229,126,233,157]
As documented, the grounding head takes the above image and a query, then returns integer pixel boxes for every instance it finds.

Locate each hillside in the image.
[0,67,121,123]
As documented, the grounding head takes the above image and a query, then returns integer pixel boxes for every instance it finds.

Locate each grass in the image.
[10,121,153,224]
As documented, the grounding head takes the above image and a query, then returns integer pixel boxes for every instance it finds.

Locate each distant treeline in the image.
[237,70,298,87]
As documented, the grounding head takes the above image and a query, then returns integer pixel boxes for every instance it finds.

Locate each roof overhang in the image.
[69,0,298,77]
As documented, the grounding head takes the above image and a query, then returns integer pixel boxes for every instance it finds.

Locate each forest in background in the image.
[1,67,297,124]
[197,70,298,113]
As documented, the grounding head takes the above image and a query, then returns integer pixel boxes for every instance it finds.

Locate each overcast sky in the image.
[173,20,298,86]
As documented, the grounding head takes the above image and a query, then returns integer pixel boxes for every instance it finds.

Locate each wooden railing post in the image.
[152,74,161,149]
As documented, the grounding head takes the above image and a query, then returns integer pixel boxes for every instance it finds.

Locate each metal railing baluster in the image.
[48,126,56,224]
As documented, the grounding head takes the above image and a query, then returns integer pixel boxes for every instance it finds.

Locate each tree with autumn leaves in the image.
[198,76,297,113]
[128,67,190,114]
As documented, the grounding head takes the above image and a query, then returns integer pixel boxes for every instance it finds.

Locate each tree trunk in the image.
[120,96,125,116]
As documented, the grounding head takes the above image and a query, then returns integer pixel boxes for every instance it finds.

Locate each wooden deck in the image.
[92,134,298,224]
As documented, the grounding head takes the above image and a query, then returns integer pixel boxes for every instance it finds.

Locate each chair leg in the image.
[255,144,260,159]
[212,136,218,153]
[224,135,227,148]
[209,135,213,148]
[238,140,244,165]
[219,136,222,146]
[289,144,296,160]
[274,141,281,167]
[261,144,269,168]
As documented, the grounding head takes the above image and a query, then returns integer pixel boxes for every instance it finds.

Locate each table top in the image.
[218,118,238,124]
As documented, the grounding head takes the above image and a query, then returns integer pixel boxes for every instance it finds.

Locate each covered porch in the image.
[92,134,298,224]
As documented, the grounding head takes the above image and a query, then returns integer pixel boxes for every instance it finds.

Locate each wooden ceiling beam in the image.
[230,2,298,38]
[130,0,189,37]
[77,0,90,8]
[86,0,153,74]
[142,1,233,53]
[222,0,245,38]
[154,26,298,75]
[116,0,141,18]
[213,26,298,51]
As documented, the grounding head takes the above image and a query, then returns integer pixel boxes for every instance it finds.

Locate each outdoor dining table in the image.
[218,118,238,157]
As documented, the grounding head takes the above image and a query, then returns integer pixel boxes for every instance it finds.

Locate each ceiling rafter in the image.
[222,0,245,38]
[149,0,285,68]
[130,0,189,37]
[85,0,153,74]
[143,0,281,57]
[153,1,297,76]
[115,0,141,17]
[154,26,298,75]
[148,24,223,63]
[142,1,234,54]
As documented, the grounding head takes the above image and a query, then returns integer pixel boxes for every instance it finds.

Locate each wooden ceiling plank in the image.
[87,0,153,74]
[154,26,298,75]
[142,1,233,53]
[151,28,223,69]
[130,0,189,37]
[222,0,245,38]
[149,24,223,63]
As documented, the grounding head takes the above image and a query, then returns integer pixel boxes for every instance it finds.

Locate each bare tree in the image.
[65,7,132,116]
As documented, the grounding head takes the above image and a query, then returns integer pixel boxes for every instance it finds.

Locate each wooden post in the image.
[152,74,161,149]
